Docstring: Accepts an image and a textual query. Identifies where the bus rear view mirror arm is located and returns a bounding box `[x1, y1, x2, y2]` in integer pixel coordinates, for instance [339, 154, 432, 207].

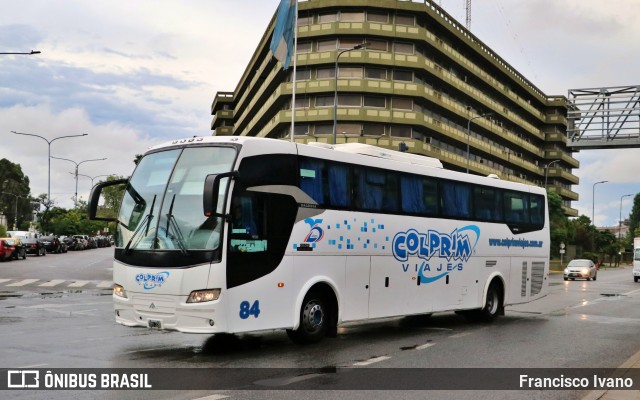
[203, 171, 239, 222]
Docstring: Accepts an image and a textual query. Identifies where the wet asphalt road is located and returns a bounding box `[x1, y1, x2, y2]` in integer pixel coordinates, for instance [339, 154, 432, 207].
[1, 248, 640, 400]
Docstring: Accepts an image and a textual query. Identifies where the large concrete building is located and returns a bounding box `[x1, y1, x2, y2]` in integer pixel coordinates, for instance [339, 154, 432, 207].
[211, 0, 579, 216]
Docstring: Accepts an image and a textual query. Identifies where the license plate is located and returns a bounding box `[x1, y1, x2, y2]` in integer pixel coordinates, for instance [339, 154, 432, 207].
[148, 320, 162, 329]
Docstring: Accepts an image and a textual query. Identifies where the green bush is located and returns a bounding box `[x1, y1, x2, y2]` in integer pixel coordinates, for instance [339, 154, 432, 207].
[0, 225, 6, 237]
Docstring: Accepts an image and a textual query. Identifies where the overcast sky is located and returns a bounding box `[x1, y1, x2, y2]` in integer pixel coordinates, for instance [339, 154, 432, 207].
[1, 0, 639, 227]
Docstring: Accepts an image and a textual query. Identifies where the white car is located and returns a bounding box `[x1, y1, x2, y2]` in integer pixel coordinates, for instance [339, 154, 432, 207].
[564, 259, 597, 281]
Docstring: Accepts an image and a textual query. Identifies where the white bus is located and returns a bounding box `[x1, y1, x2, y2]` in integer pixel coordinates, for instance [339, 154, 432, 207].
[89, 136, 549, 343]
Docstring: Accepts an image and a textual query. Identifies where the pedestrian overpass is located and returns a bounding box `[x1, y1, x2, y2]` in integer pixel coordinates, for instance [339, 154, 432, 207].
[567, 85, 640, 149]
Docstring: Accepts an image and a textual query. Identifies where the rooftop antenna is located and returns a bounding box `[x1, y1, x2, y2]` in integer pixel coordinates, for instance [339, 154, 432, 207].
[465, 0, 471, 30]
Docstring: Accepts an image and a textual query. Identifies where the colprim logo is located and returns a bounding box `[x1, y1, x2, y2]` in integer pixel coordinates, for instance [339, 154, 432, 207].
[135, 272, 170, 290]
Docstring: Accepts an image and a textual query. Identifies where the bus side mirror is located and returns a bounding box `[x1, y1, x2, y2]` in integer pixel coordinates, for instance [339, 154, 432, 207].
[203, 171, 238, 219]
[88, 179, 128, 221]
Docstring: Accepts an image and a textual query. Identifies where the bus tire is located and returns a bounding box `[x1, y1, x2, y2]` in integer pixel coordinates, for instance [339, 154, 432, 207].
[478, 281, 503, 322]
[287, 291, 329, 344]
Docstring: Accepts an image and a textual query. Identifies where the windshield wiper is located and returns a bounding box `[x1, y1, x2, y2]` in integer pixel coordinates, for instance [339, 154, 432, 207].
[123, 194, 156, 255]
[165, 194, 190, 256]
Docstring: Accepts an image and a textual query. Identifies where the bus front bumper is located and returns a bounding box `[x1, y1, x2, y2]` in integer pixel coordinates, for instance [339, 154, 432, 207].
[114, 292, 227, 334]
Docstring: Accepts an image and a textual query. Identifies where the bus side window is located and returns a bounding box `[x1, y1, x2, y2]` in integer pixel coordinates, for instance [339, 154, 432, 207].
[440, 181, 471, 218]
[529, 194, 544, 226]
[400, 175, 426, 214]
[504, 191, 529, 224]
[328, 162, 349, 208]
[474, 186, 502, 221]
[299, 158, 325, 205]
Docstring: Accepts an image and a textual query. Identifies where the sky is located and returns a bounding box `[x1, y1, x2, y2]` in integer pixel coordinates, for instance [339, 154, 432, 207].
[1, 0, 639, 227]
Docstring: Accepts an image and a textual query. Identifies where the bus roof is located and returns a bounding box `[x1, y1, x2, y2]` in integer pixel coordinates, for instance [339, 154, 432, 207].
[145, 136, 544, 196]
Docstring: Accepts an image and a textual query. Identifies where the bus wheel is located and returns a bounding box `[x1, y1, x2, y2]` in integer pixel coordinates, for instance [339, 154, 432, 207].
[479, 282, 502, 322]
[287, 291, 328, 344]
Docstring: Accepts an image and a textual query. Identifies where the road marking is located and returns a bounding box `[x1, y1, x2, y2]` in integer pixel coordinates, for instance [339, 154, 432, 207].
[39, 279, 66, 287]
[96, 281, 113, 288]
[192, 395, 229, 400]
[254, 373, 322, 387]
[6, 279, 39, 287]
[449, 332, 472, 338]
[68, 280, 90, 287]
[0, 279, 12, 285]
[353, 356, 390, 366]
[18, 363, 48, 369]
[416, 342, 436, 350]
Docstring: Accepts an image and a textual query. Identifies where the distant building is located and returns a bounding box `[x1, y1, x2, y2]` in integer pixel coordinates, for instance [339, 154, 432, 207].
[211, 0, 579, 215]
[598, 219, 630, 240]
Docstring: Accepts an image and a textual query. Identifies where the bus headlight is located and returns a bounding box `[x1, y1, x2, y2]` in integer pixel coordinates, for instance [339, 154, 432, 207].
[113, 284, 127, 299]
[187, 289, 221, 303]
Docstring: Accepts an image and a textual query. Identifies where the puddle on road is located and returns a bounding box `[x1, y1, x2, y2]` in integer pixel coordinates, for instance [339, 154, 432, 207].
[0, 292, 24, 301]
[0, 316, 23, 324]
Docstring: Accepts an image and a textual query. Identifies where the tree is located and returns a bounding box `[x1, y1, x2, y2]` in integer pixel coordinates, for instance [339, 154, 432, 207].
[0, 158, 33, 230]
[626, 193, 640, 246]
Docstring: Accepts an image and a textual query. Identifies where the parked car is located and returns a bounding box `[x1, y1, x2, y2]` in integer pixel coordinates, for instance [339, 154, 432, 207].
[60, 236, 80, 251]
[0, 238, 26, 260]
[72, 235, 90, 250]
[40, 235, 63, 253]
[0, 239, 15, 261]
[564, 259, 597, 281]
[22, 238, 46, 256]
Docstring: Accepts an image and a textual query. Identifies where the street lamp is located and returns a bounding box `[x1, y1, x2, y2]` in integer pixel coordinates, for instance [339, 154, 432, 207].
[466, 112, 493, 173]
[11, 131, 88, 205]
[543, 159, 561, 189]
[333, 43, 368, 145]
[619, 194, 633, 241]
[591, 180, 608, 226]
[51, 156, 107, 206]
[74, 173, 113, 187]
[0, 50, 41, 55]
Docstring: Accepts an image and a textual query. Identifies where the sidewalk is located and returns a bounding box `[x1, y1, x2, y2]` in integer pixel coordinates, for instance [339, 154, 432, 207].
[582, 348, 640, 400]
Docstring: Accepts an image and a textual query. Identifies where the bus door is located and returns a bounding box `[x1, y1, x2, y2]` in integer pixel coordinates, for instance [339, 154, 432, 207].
[342, 256, 370, 321]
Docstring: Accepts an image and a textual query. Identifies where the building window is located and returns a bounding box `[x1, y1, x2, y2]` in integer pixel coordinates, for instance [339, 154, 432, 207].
[336, 123, 361, 135]
[316, 67, 335, 79]
[289, 69, 310, 82]
[367, 40, 388, 52]
[315, 95, 334, 107]
[294, 97, 310, 109]
[314, 124, 333, 135]
[339, 38, 365, 50]
[362, 123, 385, 136]
[364, 96, 386, 108]
[392, 69, 413, 82]
[317, 39, 337, 52]
[297, 15, 313, 25]
[365, 67, 387, 80]
[392, 97, 413, 110]
[338, 95, 362, 107]
[318, 12, 337, 23]
[340, 11, 365, 22]
[393, 42, 414, 54]
[395, 14, 415, 26]
[367, 11, 389, 23]
[296, 41, 312, 53]
[338, 66, 363, 78]
[390, 125, 412, 138]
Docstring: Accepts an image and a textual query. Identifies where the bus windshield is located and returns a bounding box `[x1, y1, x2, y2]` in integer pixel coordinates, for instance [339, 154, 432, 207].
[117, 146, 236, 251]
